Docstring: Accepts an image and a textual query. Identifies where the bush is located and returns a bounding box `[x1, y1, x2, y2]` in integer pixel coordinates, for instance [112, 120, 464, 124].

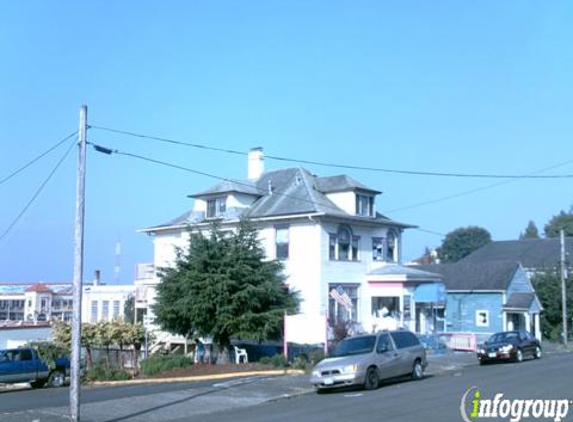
[269, 354, 287, 368]
[140, 353, 193, 377]
[292, 355, 307, 370]
[84, 361, 132, 382]
[259, 356, 271, 365]
[310, 349, 325, 365]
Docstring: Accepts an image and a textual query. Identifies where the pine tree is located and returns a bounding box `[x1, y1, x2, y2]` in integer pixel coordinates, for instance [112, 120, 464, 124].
[154, 220, 299, 362]
[520, 220, 540, 239]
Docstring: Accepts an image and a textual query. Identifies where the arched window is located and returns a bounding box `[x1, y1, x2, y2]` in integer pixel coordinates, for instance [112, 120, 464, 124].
[329, 225, 360, 261]
[386, 230, 397, 262]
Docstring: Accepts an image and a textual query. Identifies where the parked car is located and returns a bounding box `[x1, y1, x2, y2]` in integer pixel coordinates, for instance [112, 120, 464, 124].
[0, 347, 70, 388]
[310, 329, 427, 391]
[476, 330, 542, 365]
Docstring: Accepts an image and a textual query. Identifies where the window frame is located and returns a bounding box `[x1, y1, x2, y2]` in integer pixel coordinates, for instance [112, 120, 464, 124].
[476, 310, 489, 327]
[329, 225, 360, 262]
[275, 225, 290, 260]
[206, 197, 227, 219]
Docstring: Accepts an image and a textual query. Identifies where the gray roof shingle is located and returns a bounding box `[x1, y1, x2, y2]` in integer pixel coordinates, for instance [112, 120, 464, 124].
[314, 175, 381, 194]
[413, 261, 521, 291]
[503, 292, 535, 310]
[145, 167, 414, 230]
[461, 238, 573, 269]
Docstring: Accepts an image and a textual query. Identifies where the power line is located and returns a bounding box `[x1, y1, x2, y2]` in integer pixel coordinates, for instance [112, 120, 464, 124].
[0, 130, 78, 186]
[0, 138, 76, 243]
[89, 125, 247, 157]
[88, 142, 353, 216]
[383, 158, 573, 214]
[90, 124, 573, 179]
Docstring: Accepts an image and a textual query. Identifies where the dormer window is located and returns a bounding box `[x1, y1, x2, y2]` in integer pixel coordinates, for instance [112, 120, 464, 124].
[206, 197, 227, 219]
[356, 194, 374, 217]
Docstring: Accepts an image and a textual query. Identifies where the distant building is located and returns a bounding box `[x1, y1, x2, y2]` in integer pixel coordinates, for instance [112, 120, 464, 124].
[0, 272, 135, 324]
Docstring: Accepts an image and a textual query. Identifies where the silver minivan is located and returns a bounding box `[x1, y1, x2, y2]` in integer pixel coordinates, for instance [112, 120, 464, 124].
[310, 330, 427, 391]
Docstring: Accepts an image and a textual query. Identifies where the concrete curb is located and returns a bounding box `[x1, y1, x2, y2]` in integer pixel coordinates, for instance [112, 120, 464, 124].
[89, 369, 306, 387]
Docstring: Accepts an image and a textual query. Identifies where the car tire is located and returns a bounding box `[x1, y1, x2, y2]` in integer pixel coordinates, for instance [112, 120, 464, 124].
[364, 366, 379, 390]
[47, 370, 65, 388]
[534, 346, 542, 359]
[515, 348, 523, 363]
[411, 360, 424, 380]
[30, 380, 46, 389]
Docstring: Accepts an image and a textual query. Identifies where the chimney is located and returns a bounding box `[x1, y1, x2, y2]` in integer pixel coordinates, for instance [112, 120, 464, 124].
[248, 147, 264, 180]
[93, 270, 101, 286]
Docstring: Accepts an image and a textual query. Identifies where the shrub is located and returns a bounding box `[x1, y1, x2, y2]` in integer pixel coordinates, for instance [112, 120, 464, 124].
[269, 354, 287, 368]
[310, 349, 325, 365]
[84, 361, 132, 382]
[259, 356, 271, 365]
[140, 353, 193, 377]
[292, 355, 307, 370]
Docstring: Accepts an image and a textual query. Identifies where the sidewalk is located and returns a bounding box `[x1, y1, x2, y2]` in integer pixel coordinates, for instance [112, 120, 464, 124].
[1, 351, 479, 422]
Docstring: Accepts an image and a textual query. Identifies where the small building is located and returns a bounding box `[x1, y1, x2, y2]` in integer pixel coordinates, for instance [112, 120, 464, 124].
[415, 261, 543, 341]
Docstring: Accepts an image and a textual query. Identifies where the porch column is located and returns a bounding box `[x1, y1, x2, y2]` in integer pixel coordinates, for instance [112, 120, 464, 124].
[524, 312, 531, 334]
[534, 313, 541, 341]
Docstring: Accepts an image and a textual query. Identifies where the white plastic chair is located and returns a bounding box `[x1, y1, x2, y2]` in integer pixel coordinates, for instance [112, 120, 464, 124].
[234, 346, 248, 364]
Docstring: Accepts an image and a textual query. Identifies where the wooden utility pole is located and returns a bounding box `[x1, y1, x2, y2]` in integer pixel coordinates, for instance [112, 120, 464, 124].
[71, 105, 87, 422]
[561, 229, 568, 346]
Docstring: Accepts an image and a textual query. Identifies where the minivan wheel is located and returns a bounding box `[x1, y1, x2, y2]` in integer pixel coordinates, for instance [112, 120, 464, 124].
[515, 349, 523, 363]
[412, 360, 424, 380]
[364, 367, 379, 390]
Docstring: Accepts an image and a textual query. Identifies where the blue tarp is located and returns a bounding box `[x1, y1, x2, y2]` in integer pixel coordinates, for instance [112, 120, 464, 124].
[414, 283, 446, 303]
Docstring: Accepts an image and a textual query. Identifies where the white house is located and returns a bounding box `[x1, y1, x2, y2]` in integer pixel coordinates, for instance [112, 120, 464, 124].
[137, 148, 444, 345]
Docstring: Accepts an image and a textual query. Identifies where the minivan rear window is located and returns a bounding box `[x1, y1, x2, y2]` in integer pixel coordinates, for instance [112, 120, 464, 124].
[390, 331, 420, 349]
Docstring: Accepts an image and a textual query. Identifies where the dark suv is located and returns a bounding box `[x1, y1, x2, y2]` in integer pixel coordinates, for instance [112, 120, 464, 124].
[310, 329, 427, 391]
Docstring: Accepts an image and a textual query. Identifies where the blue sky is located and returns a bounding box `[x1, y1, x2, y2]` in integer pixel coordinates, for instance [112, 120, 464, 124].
[1, 1, 572, 284]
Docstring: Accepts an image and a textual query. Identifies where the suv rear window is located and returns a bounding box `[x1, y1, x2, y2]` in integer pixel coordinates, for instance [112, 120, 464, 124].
[390, 331, 420, 349]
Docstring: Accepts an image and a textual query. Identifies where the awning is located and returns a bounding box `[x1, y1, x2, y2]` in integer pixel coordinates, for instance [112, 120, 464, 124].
[414, 283, 446, 303]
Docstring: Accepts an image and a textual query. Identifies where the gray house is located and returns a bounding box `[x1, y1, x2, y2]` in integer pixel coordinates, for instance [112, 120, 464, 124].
[415, 261, 543, 341]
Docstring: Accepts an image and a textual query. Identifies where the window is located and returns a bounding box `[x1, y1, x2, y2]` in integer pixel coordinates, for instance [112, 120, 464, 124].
[356, 194, 374, 217]
[372, 237, 384, 261]
[102, 301, 110, 321]
[91, 300, 98, 323]
[275, 225, 289, 260]
[329, 225, 360, 261]
[206, 197, 227, 219]
[386, 231, 397, 262]
[376, 333, 394, 353]
[476, 310, 489, 327]
[328, 285, 359, 323]
[40, 298, 47, 310]
[391, 331, 420, 349]
[113, 301, 120, 319]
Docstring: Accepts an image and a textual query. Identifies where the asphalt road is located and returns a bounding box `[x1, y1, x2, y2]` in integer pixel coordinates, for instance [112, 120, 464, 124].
[1, 352, 571, 422]
[203, 353, 573, 422]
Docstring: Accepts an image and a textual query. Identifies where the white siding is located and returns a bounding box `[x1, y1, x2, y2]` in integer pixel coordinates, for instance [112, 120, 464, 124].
[325, 192, 356, 215]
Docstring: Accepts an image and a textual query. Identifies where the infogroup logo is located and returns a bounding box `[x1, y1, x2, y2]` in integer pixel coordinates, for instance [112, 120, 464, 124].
[460, 386, 571, 422]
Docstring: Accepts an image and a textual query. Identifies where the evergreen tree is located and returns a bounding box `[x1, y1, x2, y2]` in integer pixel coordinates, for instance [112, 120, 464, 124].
[437, 226, 492, 263]
[531, 269, 573, 341]
[544, 209, 573, 237]
[154, 220, 299, 362]
[520, 220, 540, 239]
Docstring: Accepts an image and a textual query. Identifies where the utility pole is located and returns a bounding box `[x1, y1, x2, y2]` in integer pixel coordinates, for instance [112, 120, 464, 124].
[561, 229, 568, 346]
[71, 105, 87, 422]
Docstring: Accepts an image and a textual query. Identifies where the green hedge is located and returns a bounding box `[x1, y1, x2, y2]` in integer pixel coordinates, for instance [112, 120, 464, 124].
[140, 354, 193, 376]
